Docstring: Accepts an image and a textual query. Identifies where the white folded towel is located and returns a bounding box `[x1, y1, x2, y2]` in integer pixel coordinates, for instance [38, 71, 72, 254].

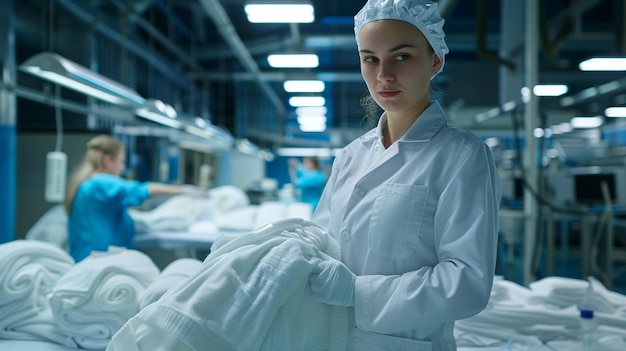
[49, 247, 159, 349]
[0, 240, 76, 347]
[140, 258, 203, 309]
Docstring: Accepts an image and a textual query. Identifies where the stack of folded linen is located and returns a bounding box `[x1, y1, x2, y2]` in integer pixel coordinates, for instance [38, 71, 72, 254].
[139, 258, 203, 309]
[0, 240, 76, 347]
[49, 247, 159, 349]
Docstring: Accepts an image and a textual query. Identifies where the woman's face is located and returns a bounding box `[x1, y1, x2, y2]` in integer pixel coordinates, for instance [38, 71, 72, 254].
[358, 19, 441, 116]
[106, 150, 126, 176]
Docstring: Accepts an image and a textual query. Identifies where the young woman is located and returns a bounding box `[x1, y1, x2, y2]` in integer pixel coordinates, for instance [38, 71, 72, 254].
[308, 1, 502, 350]
[65, 134, 205, 262]
[288, 156, 326, 210]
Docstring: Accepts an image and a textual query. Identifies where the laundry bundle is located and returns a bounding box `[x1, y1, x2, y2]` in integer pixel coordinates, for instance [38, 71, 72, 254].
[454, 276, 626, 348]
[130, 194, 213, 233]
[0, 240, 76, 347]
[107, 218, 348, 351]
[49, 247, 160, 349]
[139, 258, 203, 309]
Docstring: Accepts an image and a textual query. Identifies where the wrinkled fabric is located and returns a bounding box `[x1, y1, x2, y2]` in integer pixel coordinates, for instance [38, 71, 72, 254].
[107, 218, 348, 351]
[0, 240, 75, 347]
[49, 247, 159, 349]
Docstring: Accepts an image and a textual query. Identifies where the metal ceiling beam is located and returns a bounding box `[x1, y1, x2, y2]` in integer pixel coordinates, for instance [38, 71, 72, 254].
[197, 0, 285, 117]
[56, 0, 194, 92]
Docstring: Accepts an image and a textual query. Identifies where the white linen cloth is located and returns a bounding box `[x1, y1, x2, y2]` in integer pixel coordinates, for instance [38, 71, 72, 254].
[107, 218, 348, 351]
[0, 240, 76, 347]
[139, 258, 203, 309]
[129, 195, 213, 233]
[49, 247, 159, 349]
[25, 205, 69, 250]
[454, 276, 626, 348]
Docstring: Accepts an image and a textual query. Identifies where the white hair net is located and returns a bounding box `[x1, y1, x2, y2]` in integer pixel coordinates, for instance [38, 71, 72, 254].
[354, 0, 449, 77]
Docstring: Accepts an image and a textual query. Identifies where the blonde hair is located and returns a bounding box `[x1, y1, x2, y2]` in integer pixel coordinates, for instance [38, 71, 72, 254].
[64, 135, 124, 213]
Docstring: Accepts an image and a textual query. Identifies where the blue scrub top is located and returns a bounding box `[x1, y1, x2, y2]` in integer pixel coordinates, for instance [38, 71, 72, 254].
[295, 167, 326, 210]
[68, 173, 150, 262]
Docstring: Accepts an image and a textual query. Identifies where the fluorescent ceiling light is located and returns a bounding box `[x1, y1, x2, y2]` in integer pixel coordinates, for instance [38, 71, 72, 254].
[244, 2, 314, 23]
[297, 115, 326, 124]
[605, 107, 626, 117]
[533, 84, 568, 97]
[296, 106, 327, 115]
[284, 80, 325, 93]
[299, 122, 326, 132]
[289, 96, 325, 107]
[571, 116, 603, 128]
[135, 109, 182, 129]
[20, 52, 146, 106]
[579, 57, 626, 71]
[551, 122, 573, 134]
[135, 99, 181, 128]
[268, 54, 318, 68]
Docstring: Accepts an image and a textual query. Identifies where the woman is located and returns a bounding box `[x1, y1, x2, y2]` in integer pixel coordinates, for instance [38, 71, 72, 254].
[288, 156, 326, 210]
[308, 1, 502, 350]
[65, 134, 205, 262]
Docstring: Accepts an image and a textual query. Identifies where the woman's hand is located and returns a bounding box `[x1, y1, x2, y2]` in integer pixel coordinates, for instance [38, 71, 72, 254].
[309, 255, 356, 307]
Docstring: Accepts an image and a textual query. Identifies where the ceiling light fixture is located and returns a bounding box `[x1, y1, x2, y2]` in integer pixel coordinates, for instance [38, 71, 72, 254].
[605, 106, 626, 117]
[135, 99, 181, 129]
[284, 80, 325, 93]
[297, 115, 326, 125]
[20, 52, 146, 106]
[533, 84, 568, 97]
[299, 122, 326, 132]
[571, 116, 603, 128]
[579, 57, 626, 71]
[244, 1, 314, 23]
[289, 96, 325, 107]
[296, 106, 327, 115]
[268, 54, 319, 68]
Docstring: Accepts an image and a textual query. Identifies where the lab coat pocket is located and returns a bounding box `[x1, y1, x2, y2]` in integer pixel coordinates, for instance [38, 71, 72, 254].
[368, 182, 428, 258]
[350, 328, 432, 351]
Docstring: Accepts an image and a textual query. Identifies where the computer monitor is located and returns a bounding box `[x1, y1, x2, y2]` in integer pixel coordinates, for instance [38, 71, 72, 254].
[574, 173, 617, 205]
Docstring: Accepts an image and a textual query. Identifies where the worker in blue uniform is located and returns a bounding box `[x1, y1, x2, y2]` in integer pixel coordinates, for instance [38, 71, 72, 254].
[65, 134, 205, 262]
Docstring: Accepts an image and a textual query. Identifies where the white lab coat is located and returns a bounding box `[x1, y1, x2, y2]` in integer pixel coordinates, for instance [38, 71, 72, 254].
[312, 101, 502, 351]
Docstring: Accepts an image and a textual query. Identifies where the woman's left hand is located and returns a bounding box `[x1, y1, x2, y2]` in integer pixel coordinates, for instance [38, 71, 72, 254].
[309, 255, 356, 307]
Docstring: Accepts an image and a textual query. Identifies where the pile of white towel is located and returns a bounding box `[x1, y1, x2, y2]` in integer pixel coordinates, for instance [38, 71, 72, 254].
[0, 240, 75, 347]
[0, 241, 203, 350]
[454, 276, 626, 349]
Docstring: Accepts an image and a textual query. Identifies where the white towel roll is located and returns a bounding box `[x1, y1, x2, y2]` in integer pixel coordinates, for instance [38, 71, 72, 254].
[49, 247, 159, 349]
[0, 240, 76, 347]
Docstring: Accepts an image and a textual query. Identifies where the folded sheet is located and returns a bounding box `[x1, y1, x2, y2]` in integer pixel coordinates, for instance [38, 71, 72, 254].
[49, 247, 159, 349]
[0, 240, 76, 347]
[139, 258, 203, 309]
[108, 218, 348, 351]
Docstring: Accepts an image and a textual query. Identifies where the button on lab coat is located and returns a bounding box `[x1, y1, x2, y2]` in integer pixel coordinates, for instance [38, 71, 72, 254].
[312, 102, 502, 351]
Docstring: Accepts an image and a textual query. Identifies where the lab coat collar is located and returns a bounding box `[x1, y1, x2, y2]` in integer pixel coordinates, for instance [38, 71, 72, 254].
[374, 101, 448, 143]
